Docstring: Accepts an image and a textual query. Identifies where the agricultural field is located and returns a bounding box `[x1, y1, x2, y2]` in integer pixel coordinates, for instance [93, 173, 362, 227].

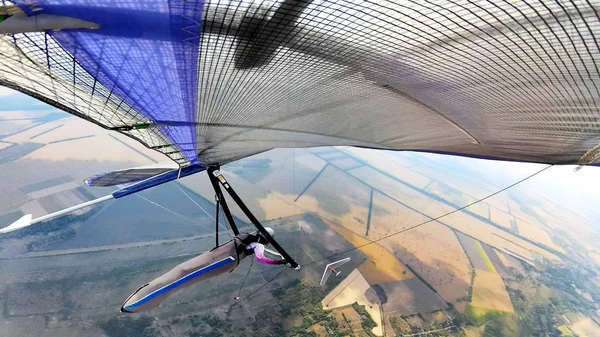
[385, 222, 472, 311]
[425, 181, 489, 218]
[179, 167, 299, 222]
[506, 199, 547, 230]
[297, 165, 372, 235]
[326, 221, 414, 284]
[0, 142, 45, 165]
[456, 232, 495, 272]
[2, 121, 62, 143]
[467, 270, 514, 325]
[403, 158, 499, 195]
[321, 268, 383, 336]
[481, 244, 509, 276]
[346, 163, 561, 266]
[443, 210, 561, 263]
[365, 190, 430, 239]
[0, 119, 38, 137]
[237, 148, 322, 203]
[484, 194, 511, 214]
[489, 207, 515, 230]
[329, 157, 362, 171]
[568, 315, 600, 337]
[333, 307, 361, 332]
[347, 166, 440, 214]
[558, 325, 574, 336]
[516, 218, 564, 253]
[0, 141, 12, 150]
[0, 116, 170, 232]
[316, 151, 347, 160]
[341, 147, 432, 189]
[378, 279, 448, 316]
[473, 242, 495, 273]
[497, 251, 524, 274]
[20, 118, 165, 164]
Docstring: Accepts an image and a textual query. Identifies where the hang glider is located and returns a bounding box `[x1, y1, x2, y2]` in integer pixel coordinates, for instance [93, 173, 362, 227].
[1, 164, 301, 269]
[320, 258, 351, 286]
[0, 0, 598, 169]
[1, 1, 600, 247]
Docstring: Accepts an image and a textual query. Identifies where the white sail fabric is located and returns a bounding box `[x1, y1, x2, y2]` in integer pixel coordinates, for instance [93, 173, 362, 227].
[0, 0, 598, 166]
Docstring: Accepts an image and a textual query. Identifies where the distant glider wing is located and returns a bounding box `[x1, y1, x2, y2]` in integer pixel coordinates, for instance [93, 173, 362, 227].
[320, 258, 351, 286]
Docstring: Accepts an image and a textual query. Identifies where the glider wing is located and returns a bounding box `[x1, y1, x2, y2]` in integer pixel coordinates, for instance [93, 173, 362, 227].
[0, 0, 598, 168]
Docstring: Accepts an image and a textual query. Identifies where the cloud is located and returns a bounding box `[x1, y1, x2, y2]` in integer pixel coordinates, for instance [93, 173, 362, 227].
[0, 86, 17, 97]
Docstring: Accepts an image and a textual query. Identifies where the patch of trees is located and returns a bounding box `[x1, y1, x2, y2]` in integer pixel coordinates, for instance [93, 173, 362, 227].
[352, 302, 377, 337]
[99, 316, 156, 337]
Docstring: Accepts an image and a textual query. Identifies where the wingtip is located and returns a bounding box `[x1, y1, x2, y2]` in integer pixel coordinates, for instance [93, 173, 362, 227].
[0, 214, 33, 234]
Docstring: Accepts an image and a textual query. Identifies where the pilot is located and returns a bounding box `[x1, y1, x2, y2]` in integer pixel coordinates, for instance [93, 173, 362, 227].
[121, 227, 288, 313]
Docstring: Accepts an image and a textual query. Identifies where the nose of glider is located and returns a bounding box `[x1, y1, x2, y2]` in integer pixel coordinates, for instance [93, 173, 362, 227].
[265, 227, 275, 238]
[121, 284, 151, 313]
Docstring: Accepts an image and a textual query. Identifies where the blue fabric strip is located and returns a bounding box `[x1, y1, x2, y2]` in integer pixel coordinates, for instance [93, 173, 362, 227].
[124, 256, 235, 311]
[111, 164, 205, 199]
[17, 1, 203, 163]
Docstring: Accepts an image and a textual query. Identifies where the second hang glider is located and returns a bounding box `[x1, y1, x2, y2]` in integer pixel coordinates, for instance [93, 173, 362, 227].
[0, 1, 599, 233]
[320, 258, 351, 286]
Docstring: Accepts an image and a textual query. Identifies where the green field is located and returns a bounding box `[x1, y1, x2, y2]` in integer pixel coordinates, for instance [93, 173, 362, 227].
[558, 325, 574, 336]
[473, 239, 497, 273]
[465, 304, 510, 326]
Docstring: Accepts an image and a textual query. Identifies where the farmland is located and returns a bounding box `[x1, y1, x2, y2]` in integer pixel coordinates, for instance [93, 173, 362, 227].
[321, 268, 383, 336]
[470, 270, 513, 313]
[425, 181, 489, 219]
[489, 207, 515, 230]
[456, 232, 495, 272]
[386, 222, 472, 311]
[569, 315, 600, 337]
[516, 218, 565, 253]
[297, 164, 372, 235]
[2, 109, 600, 337]
[326, 221, 414, 284]
[466, 270, 514, 326]
[379, 279, 448, 316]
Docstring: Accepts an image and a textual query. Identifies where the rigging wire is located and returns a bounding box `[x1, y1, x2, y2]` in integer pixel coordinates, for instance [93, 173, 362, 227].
[135, 194, 195, 222]
[136, 187, 233, 241]
[175, 183, 233, 238]
[228, 268, 288, 311]
[235, 255, 255, 300]
[229, 164, 553, 307]
[135, 194, 226, 235]
[306, 164, 553, 266]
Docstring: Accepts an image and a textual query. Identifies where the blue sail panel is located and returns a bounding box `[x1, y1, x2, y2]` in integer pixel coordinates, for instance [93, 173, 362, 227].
[17, 0, 203, 163]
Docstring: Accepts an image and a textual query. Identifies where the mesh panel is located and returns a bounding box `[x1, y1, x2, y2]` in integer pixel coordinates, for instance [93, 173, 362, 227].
[85, 167, 176, 187]
[1, 0, 599, 166]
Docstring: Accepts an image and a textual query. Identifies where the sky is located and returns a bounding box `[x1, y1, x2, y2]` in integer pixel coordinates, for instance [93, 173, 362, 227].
[0, 86, 16, 97]
[387, 149, 600, 227]
[469, 156, 600, 221]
